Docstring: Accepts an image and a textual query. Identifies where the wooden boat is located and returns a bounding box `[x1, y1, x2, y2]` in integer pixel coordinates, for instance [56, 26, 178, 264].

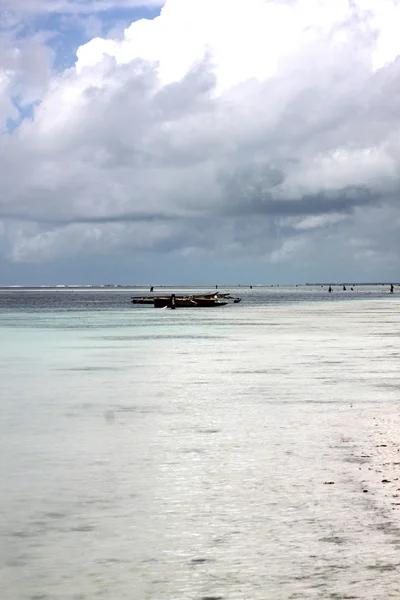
[153, 296, 227, 308]
[131, 292, 240, 308]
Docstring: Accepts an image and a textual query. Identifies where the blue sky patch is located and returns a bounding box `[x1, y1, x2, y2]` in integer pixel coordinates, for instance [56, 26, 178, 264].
[19, 5, 162, 72]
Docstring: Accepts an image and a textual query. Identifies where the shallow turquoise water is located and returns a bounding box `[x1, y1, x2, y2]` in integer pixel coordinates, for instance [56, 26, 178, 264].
[1, 289, 400, 599]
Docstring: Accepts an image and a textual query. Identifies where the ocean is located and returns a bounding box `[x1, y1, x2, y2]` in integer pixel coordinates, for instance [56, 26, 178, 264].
[1, 286, 400, 600]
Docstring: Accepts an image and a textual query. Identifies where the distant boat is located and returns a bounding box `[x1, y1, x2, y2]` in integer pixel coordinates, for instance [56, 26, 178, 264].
[131, 292, 241, 308]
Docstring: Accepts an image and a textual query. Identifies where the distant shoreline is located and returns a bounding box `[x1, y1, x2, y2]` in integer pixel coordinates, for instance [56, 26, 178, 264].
[0, 283, 399, 290]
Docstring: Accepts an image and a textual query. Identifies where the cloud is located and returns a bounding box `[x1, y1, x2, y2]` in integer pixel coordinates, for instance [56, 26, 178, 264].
[0, 32, 54, 127]
[1, 0, 400, 281]
[293, 213, 348, 231]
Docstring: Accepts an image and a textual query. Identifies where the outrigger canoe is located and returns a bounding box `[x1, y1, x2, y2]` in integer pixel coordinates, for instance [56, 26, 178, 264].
[131, 292, 241, 308]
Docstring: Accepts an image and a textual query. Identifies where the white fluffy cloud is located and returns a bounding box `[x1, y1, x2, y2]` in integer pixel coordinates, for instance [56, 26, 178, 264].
[1, 0, 400, 281]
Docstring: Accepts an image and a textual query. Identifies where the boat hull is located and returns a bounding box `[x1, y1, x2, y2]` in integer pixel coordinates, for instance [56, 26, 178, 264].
[153, 297, 227, 308]
[131, 292, 239, 308]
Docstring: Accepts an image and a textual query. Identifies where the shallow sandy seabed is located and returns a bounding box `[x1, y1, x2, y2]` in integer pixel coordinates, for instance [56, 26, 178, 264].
[1, 295, 400, 600]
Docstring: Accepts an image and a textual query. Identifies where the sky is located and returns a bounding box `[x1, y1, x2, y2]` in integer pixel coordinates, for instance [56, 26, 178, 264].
[1, 0, 400, 285]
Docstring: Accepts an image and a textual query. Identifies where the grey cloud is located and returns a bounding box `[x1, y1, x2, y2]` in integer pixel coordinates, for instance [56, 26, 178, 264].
[222, 185, 377, 219]
[0, 33, 54, 126]
[1, 1, 400, 279]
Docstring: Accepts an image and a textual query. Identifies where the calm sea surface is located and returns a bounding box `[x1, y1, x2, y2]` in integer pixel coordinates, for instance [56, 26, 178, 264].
[1, 286, 400, 600]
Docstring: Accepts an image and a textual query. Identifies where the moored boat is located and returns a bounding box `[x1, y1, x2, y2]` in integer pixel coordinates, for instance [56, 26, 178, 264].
[131, 292, 240, 308]
[153, 296, 227, 308]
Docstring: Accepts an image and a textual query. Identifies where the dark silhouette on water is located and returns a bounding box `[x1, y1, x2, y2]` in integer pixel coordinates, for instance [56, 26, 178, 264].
[328, 286, 332, 293]
[390, 284, 394, 294]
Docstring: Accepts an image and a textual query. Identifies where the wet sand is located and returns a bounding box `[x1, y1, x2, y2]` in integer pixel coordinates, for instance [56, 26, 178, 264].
[339, 405, 400, 523]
